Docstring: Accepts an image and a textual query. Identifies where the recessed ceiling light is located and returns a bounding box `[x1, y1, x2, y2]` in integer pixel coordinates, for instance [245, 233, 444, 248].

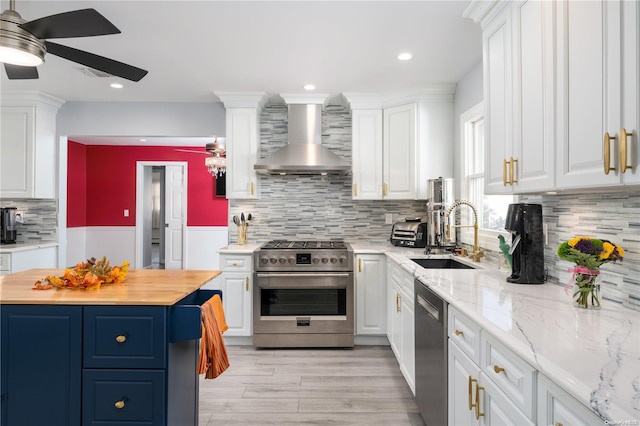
[139, 138, 147, 142]
[110, 82, 123, 89]
[304, 84, 316, 91]
[397, 52, 412, 61]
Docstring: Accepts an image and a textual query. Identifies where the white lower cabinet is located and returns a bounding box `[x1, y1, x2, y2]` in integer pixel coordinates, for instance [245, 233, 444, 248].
[537, 374, 602, 426]
[448, 306, 534, 426]
[355, 254, 386, 335]
[386, 257, 415, 394]
[213, 253, 253, 336]
[0, 246, 58, 275]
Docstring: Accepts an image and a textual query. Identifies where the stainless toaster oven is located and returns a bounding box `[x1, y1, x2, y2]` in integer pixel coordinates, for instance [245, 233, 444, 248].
[390, 220, 427, 248]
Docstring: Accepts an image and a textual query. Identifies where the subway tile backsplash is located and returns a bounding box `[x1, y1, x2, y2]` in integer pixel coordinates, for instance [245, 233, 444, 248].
[0, 199, 58, 244]
[231, 103, 640, 311]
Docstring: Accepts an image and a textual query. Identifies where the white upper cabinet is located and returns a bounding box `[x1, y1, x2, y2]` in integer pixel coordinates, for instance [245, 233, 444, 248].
[475, 1, 555, 195]
[482, 5, 513, 195]
[215, 92, 266, 199]
[384, 103, 417, 199]
[511, 0, 556, 192]
[556, 0, 639, 188]
[345, 88, 454, 200]
[0, 92, 64, 199]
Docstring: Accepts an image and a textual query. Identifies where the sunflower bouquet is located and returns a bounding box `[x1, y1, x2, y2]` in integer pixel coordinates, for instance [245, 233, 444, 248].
[34, 256, 130, 291]
[557, 236, 624, 308]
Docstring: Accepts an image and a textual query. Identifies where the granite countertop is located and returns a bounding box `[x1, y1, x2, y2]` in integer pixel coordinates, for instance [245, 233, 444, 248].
[376, 246, 639, 423]
[0, 242, 58, 253]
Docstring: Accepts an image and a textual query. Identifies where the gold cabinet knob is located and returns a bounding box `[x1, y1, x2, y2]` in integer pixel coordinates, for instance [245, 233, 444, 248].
[454, 329, 464, 336]
[493, 365, 505, 374]
[114, 400, 125, 409]
[115, 335, 126, 343]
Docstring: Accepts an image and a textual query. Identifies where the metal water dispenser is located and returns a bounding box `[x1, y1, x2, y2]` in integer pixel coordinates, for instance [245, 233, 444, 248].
[425, 178, 455, 253]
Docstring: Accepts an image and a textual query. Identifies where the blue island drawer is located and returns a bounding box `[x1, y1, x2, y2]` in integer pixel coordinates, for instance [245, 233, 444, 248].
[83, 306, 166, 369]
[82, 369, 165, 425]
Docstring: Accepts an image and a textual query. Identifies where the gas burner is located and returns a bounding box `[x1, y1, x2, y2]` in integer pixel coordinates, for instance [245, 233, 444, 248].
[261, 240, 347, 250]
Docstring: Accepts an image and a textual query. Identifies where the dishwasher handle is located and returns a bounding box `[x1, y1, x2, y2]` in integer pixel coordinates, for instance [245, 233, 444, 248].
[417, 294, 441, 323]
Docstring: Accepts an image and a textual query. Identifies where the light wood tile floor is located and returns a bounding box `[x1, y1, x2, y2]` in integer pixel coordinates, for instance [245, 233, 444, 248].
[198, 345, 426, 426]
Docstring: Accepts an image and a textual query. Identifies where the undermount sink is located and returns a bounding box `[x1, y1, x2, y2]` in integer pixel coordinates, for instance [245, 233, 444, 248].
[410, 258, 476, 270]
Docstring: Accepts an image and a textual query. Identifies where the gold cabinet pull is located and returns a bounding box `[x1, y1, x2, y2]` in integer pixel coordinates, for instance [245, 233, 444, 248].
[604, 132, 616, 174]
[115, 335, 126, 343]
[493, 365, 505, 374]
[353, 183, 358, 196]
[114, 398, 127, 409]
[396, 293, 401, 312]
[245, 277, 249, 291]
[503, 158, 509, 186]
[250, 181, 255, 195]
[510, 157, 518, 184]
[383, 182, 388, 196]
[555, 423, 564, 426]
[454, 329, 464, 336]
[475, 385, 485, 419]
[620, 128, 633, 173]
[468, 376, 477, 410]
[358, 258, 362, 272]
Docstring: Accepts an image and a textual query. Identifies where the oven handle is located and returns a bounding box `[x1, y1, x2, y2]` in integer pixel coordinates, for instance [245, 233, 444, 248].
[256, 273, 351, 278]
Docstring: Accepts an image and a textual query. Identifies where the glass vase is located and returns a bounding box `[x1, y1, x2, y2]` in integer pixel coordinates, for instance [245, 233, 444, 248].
[572, 272, 601, 309]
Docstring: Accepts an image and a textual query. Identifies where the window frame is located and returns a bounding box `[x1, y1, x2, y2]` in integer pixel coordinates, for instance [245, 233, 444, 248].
[458, 102, 513, 251]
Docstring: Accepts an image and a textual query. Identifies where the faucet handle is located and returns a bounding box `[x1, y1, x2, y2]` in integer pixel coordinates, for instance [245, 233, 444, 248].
[470, 251, 484, 262]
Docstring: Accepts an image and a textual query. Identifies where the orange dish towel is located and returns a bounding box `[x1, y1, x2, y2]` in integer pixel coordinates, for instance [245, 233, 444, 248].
[197, 294, 230, 379]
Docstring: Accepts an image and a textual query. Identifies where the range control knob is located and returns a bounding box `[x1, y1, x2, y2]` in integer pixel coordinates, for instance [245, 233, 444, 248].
[312, 257, 320, 264]
[269, 257, 278, 264]
[330, 257, 337, 264]
[321, 257, 329, 264]
[260, 256, 269, 265]
[279, 257, 287, 264]
[288, 257, 295, 264]
[339, 256, 347, 264]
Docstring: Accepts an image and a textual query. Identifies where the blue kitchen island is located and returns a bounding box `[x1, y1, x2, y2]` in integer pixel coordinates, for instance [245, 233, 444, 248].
[0, 268, 221, 426]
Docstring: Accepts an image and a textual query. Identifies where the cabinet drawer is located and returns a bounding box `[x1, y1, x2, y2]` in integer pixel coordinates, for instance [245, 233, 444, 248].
[448, 306, 481, 364]
[481, 333, 536, 420]
[220, 254, 252, 271]
[83, 306, 166, 369]
[82, 369, 166, 425]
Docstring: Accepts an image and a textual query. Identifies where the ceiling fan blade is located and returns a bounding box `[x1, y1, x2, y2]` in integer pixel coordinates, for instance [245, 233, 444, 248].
[20, 9, 120, 39]
[45, 41, 148, 82]
[4, 63, 39, 79]
[175, 149, 210, 155]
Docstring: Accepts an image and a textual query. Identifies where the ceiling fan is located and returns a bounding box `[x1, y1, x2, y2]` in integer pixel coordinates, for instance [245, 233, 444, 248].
[0, 0, 147, 81]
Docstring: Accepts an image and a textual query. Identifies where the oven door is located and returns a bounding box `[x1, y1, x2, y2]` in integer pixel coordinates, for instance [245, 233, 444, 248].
[253, 272, 354, 335]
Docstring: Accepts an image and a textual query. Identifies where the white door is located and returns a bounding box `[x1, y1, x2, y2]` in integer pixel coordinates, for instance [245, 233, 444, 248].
[163, 165, 185, 270]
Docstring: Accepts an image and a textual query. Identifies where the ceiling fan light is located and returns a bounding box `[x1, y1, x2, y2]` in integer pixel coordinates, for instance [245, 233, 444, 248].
[0, 44, 43, 66]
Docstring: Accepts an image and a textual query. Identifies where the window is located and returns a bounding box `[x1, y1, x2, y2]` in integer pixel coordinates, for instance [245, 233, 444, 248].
[459, 103, 514, 249]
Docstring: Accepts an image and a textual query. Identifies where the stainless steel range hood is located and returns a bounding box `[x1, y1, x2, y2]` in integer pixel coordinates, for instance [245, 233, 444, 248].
[254, 103, 350, 175]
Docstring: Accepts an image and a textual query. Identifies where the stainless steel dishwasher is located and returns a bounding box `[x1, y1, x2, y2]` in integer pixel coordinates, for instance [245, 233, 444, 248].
[414, 278, 447, 426]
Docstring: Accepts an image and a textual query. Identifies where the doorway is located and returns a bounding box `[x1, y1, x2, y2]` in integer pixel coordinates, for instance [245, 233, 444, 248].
[135, 162, 187, 269]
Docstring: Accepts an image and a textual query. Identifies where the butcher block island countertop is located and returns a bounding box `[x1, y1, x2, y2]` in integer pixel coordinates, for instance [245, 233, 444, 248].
[0, 269, 221, 305]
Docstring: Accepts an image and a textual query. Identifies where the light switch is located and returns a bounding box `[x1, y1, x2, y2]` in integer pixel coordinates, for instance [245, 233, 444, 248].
[124, 209, 129, 217]
[385, 213, 394, 224]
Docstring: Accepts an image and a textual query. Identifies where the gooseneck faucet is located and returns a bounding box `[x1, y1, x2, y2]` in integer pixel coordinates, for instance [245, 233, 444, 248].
[445, 200, 484, 262]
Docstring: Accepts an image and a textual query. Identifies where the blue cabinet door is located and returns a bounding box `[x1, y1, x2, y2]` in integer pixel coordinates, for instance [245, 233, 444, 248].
[1, 305, 82, 426]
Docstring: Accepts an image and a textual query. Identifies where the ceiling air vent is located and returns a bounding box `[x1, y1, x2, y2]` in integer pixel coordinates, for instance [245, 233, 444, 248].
[79, 67, 112, 78]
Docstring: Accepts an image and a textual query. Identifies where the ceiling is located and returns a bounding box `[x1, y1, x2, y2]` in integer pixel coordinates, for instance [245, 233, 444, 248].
[0, 0, 482, 104]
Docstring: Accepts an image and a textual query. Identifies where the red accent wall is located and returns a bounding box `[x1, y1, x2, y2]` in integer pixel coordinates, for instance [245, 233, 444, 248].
[67, 141, 87, 227]
[67, 141, 228, 227]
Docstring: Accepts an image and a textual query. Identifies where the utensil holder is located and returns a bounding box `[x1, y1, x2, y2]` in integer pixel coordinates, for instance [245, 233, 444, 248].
[237, 224, 247, 245]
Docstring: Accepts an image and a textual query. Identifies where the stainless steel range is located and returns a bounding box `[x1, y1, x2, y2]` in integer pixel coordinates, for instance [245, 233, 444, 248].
[253, 240, 354, 348]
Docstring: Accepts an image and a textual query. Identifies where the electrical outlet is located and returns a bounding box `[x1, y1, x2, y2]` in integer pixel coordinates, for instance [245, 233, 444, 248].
[15, 211, 24, 223]
[385, 213, 394, 224]
[124, 209, 129, 217]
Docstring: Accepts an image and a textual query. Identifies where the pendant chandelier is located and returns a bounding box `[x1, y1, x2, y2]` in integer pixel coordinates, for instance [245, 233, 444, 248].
[205, 139, 226, 176]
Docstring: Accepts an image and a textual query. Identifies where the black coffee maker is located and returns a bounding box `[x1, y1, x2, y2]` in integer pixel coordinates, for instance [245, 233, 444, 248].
[504, 203, 544, 284]
[1, 207, 17, 244]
